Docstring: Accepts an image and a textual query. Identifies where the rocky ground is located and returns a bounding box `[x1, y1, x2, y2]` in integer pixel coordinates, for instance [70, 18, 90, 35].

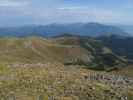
[0, 63, 132, 100]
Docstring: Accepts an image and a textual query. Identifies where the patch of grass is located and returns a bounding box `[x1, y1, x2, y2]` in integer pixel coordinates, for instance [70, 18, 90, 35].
[127, 90, 133, 100]
[0, 63, 10, 75]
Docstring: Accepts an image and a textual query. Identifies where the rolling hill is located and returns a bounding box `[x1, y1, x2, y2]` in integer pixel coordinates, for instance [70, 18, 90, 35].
[97, 35, 133, 63]
[0, 36, 126, 71]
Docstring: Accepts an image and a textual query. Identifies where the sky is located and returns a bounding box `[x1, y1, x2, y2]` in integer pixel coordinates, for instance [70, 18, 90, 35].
[0, 0, 133, 27]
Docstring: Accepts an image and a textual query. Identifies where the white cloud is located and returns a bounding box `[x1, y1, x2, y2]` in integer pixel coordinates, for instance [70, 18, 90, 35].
[56, 6, 116, 22]
[0, 1, 133, 26]
[57, 6, 89, 10]
[0, 0, 29, 7]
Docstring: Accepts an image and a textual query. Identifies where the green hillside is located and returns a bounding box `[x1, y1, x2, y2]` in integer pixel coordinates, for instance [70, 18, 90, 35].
[0, 36, 127, 71]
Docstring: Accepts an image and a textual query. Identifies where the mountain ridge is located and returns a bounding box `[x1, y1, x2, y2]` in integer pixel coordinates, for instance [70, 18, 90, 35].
[0, 36, 126, 71]
[0, 22, 128, 37]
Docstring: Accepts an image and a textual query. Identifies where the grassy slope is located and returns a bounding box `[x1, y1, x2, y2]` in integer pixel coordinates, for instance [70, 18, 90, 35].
[0, 37, 89, 64]
[0, 36, 127, 71]
[0, 37, 132, 99]
[0, 63, 132, 100]
[112, 65, 133, 77]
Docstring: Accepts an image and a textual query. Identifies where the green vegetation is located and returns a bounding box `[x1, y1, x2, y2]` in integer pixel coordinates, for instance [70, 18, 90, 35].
[0, 36, 126, 71]
[79, 38, 127, 71]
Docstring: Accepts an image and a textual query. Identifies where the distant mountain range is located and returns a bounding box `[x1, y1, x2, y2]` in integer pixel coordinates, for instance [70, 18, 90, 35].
[0, 23, 129, 37]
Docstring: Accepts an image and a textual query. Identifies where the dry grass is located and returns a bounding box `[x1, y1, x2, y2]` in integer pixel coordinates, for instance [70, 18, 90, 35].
[0, 63, 131, 100]
[112, 65, 133, 77]
[0, 37, 130, 99]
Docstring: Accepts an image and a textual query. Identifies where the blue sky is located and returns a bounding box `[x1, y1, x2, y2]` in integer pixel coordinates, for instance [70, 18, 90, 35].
[0, 0, 133, 26]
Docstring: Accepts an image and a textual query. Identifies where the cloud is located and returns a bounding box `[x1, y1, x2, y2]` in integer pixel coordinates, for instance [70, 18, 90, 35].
[57, 6, 89, 10]
[55, 6, 116, 22]
[0, 0, 29, 7]
[0, 1, 133, 26]
[56, 6, 133, 24]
